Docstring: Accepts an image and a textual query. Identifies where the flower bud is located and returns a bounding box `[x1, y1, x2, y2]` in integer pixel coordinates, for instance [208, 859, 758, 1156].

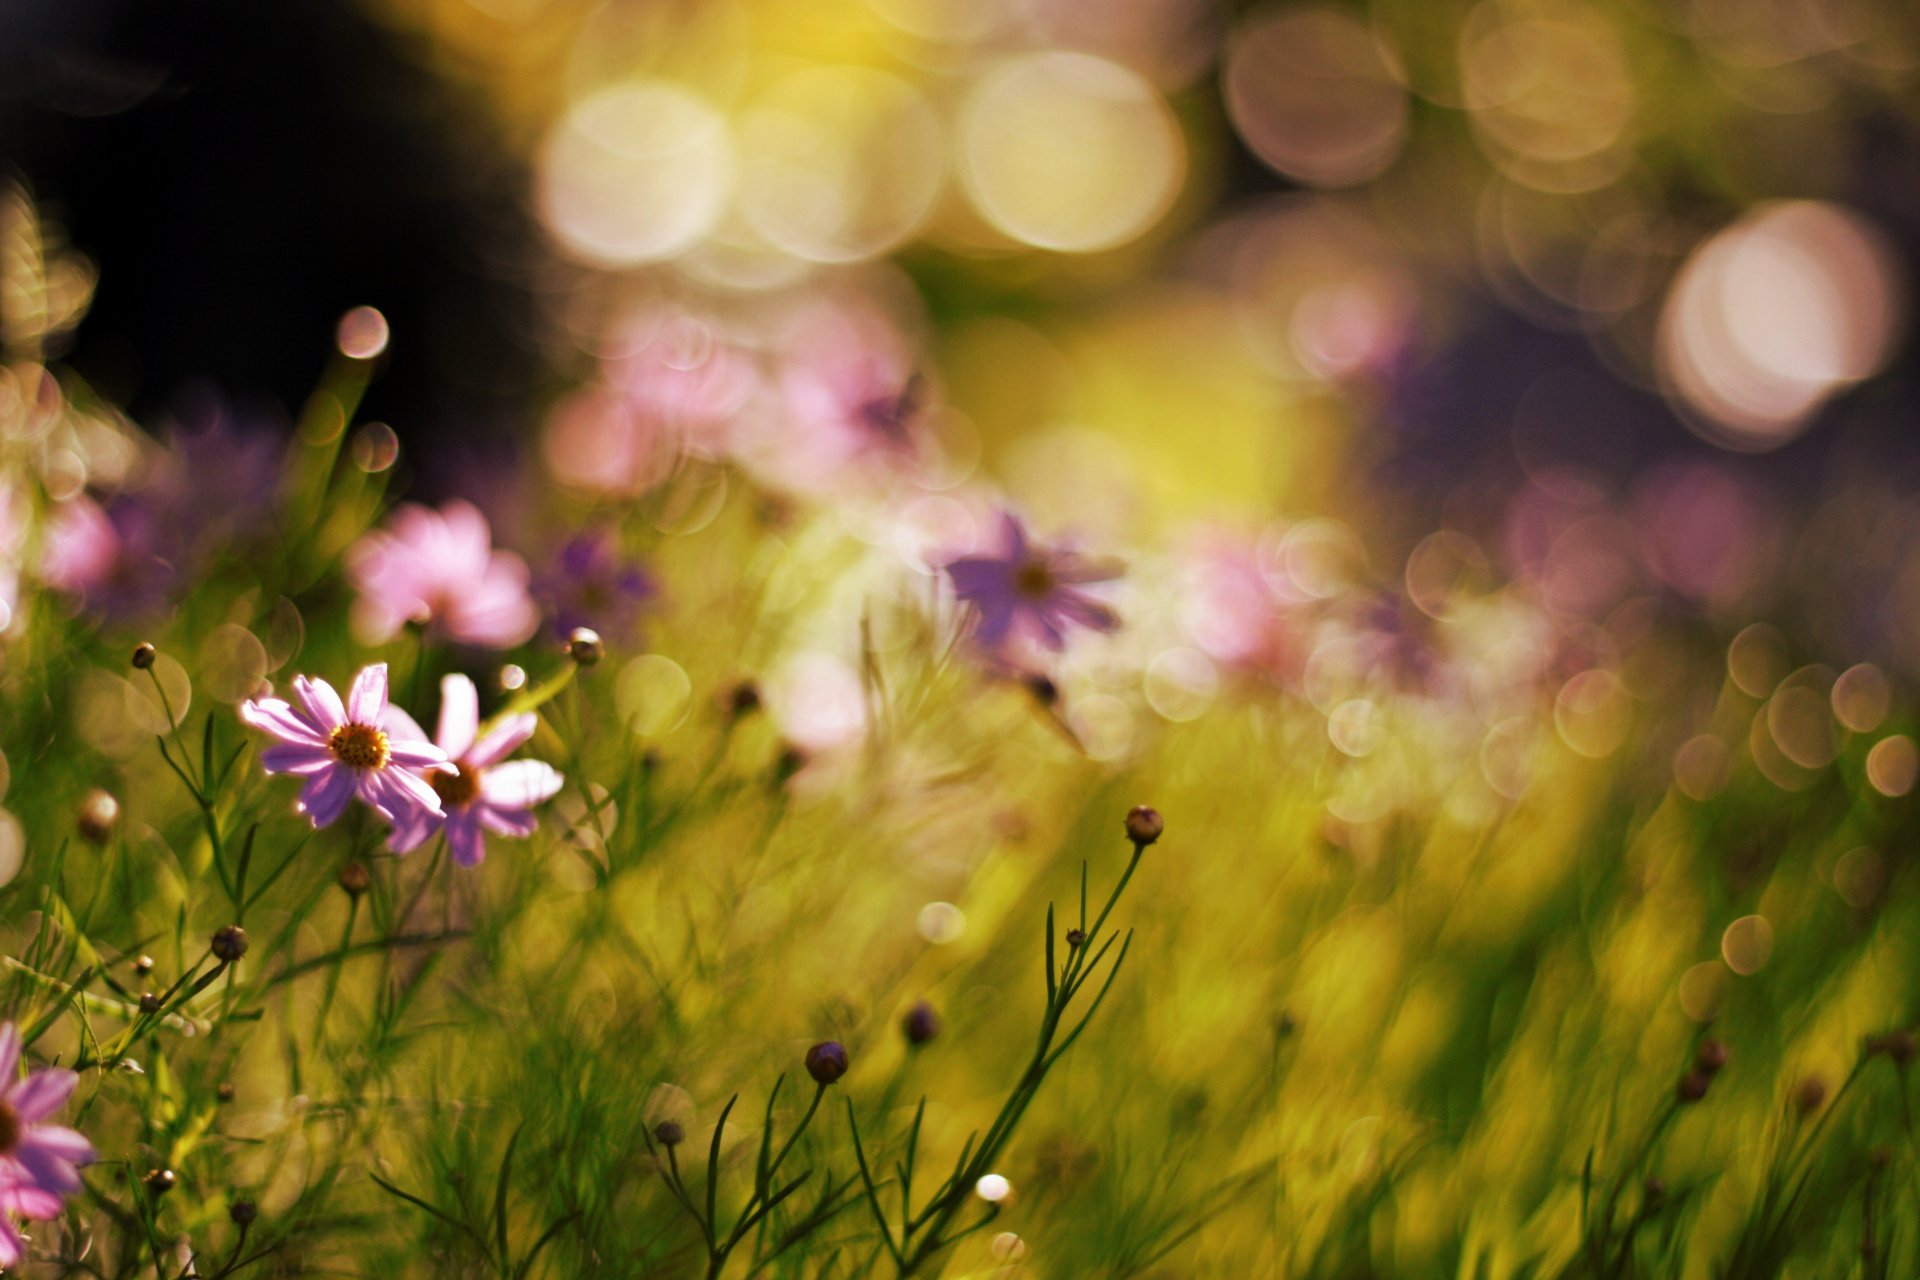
[138, 992, 161, 1015]
[1064, 928, 1085, 949]
[805, 1041, 849, 1085]
[1694, 1037, 1729, 1076]
[903, 1001, 941, 1046]
[1678, 1069, 1712, 1102]
[1868, 1028, 1916, 1065]
[76, 789, 120, 845]
[217, 1081, 236, 1103]
[144, 1168, 177, 1195]
[1124, 805, 1163, 847]
[337, 861, 371, 898]
[229, 1198, 258, 1226]
[653, 1120, 685, 1147]
[131, 642, 157, 670]
[1793, 1075, 1828, 1115]
[727, 681, 762, 718]
[133, 954, 154, 977]
[1022, 673, 1058, 707]
[566, 627, 604, 666]
[211, 924, 249, 963]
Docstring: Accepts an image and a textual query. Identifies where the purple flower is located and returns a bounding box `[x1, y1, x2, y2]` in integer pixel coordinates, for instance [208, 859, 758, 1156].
[0, 1022, 95, 1268]
[39, 494, 183, 622]
[943, 512, 1121, 654]
[239, 664, 450, 828]
[346, 501, 539, 649]
[539, 529, 659, 641]
[387, 674, 564, 866]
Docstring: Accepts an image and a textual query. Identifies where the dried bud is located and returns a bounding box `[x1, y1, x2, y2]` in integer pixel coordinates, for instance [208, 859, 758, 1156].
[903, 1001, 941, 1046]
[132, 955, 154, 977]
[1694, 1038, 1729, 1076]
[138, 992, 161, 1015]
[337, 861, 372, 898]
[76, 789, 120, 844]
[1065, 928, 1086, 949]
[1678, 1069, 1712, 1102]
[566, 627, 604, 666]
[1793, 1075, 1828, 1115]
[211, 924, 249, 963]
[131, 642, 157, 670]
[727, 681, 762, 718]
[143, 1168, 177, 1195]
[1869, 1029, 1916, 1065]
[805, 1041, 849, 1086]
[653, 1120, 685, 1148]
[229, 1198, 258, 1225]
[217, 1081, 236, 1103]
[1124, 805, 1164, 847]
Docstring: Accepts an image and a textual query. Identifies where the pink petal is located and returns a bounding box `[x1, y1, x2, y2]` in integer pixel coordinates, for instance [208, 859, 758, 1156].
[0, 1210, 23, 1263]
[0, 1022, 19, 1082]
[239, 698, 326, 745]
[292, 675, 347, 732]
[475, 805, 537, 839]
[13, 1142, 80, 1194]
[259, 743, 335, 776]
[296, 767, 356, 828]
[387, 810, 442, 855]
[479, 760, 564, 809]
[386, 739, 451, 769]
[382, 704, 430, 745]
[436, 674, 480, 759]
[347, 663, 389, 725]
[18, 1125, 92, 1165]
[466, 713, 536, 769]
[363, 766, 444, 824]
[446, 813, 487, 867]
[5, 1181, 66, 1220]
[5, 1068, 76, 1123]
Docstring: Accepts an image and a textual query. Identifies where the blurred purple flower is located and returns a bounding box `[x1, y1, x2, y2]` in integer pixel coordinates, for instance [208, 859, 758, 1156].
[346, 500, 539, 649]
[239, 663, 450, 828]
[539, 528, 658, 641]
[38, 494, 182, 622]
[0, 1022, 95, 1267]
[944, 512, 1120, 653]
[155, 401, 285, 548]
[387, 674, 564, 866]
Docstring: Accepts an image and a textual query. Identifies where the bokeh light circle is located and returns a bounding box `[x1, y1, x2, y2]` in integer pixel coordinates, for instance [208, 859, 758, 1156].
[1224, 6, 1409, 188]
[958, 52, 1184, 254]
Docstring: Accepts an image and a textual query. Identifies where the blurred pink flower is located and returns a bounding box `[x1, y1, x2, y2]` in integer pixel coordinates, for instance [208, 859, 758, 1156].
[0, 1022, 95, 1267]
[1183, 531, 1305, 684]
[944, 511, 1120, 654]
[388, 674, 564, 866]
[347, 500, 538, 648]
[239, 663, 450, 829]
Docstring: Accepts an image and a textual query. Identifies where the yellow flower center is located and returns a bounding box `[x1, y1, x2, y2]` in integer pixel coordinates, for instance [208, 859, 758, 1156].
[0, 1100, 20, 1154]
[1014, 559, 1056, 600]
[432, 763, 480, 809]
[328, 722, 391, 770]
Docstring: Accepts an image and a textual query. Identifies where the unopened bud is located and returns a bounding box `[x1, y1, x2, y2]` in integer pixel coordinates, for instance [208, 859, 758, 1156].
[1793, 1075, 1828, 1115]
[77, 789, 120, 844]
[1678, 1069, 1712, 1102]
[143, 1168, 177, 1195]
[566, 627, 604, 666]
[229, 1198, 258, 1225]
[1694, 1038, 1729, 1076]
[211, 924, 249, 963]
[138, 992, 161, 1015]
[337, 861, 371, 898]
[653, 1120, 685, 1148]
[1124, 805, 1163, 847]
[903, 1001, 941, 1046]
[131, 642, 157, 670]
[805, 1041, 849, 1085]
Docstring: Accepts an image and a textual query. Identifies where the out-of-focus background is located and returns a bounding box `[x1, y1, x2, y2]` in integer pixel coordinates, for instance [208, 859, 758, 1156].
[9, 0, 1920, 675]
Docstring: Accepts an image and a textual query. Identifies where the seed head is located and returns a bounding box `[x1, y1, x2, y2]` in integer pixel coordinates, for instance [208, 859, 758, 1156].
[77, 789, 120, 844]
[229, 1198, 258, 1226]
[144, 1168, 177, 1195]
[653, 1120, 685, 1148]
[805, 1041, 849, 1086]
[1124, 805, 1164, 847]
[903, 1001, 941, 1046]
[131, 642, 157, 670]
[337, 861, 372, 898]
[566, 627, 604, 666]
[211, 924, 249, 963]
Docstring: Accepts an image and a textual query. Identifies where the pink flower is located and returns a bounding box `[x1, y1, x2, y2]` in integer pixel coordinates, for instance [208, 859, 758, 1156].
[239, 664, 451, 828]
[0, 1022, 95, 1268]
[943, 512, 1120, 654]
[346, 501, 539, 648]
[387, 675, 564, 866]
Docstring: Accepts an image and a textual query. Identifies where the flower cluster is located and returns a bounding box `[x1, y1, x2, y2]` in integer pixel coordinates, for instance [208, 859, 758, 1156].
[240, 663, 563, 863]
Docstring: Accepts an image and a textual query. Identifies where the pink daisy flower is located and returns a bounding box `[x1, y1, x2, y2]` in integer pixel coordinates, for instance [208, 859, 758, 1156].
[346, 500, 539, 649]
[943, 512, 1121, 654]
[387, 674, 564, 866]
[239, 664, 450, 828]
[0, 1022, 95, 1268]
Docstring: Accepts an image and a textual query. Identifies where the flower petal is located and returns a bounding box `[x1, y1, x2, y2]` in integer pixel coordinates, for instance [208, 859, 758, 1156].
[446, 813, 487, 867]
[387, 810, 442, 855]
[0, 1021, 19, 1082]
[466, 713, 536, 769]
[0, 1209, 24, 1262]
[239, 697, 326, 745]
[436, 674, 480, 759]
[18, 1125, 92, 1166]
[5, 1068, 77, 1124]
[382, 704, 430, 745]
[387, 739, 451, 769]
[479, 760, 565, 809]
[347, 663, 389, 725]
[259, 743, 335, 776]
[13, 1142, 80, 1194]
[475, 804, 537, 839]
[296, 767, 356, 828]
[292, 675, 347, 732]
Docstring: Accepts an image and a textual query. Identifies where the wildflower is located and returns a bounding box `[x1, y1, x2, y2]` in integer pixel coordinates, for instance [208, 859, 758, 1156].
[1125, 805, 1164, 847]
[804, 1042, 849, 1086]
[538, 528, 658, 642]
[943, 512, 1120, 655]
[346, 500, 539, 648]
[386, 675, 564, 867]
[0, 1022, 96, 1268]
[239, 663, 450, 829]
[211, 925, 248, 963]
